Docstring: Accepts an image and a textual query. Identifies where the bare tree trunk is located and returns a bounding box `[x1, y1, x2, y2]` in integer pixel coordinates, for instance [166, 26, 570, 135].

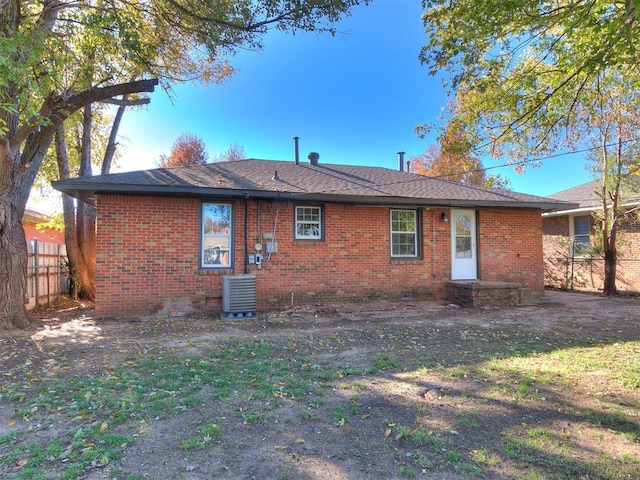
[75, 106, 97, 300]
[0, 124, 57, 328]
[56, 96, 136, 301]
[73, 202, 96, 300]
[0, 192, 29, 329]
[55, 123, 95, 300]
[102, 98, 128, 175]
[603, 249, 618, 296]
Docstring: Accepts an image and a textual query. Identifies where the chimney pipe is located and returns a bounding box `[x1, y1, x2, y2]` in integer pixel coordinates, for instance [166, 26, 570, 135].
[293, 136, 300, 165]
[397, 151, 406, 172]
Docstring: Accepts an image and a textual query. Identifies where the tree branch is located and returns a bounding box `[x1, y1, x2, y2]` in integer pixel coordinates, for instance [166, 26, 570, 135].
[161, 0, 295, 32]
[10, 78, 158, 151]
[98, 97, 151, 106]
[63, 78, 159, 115]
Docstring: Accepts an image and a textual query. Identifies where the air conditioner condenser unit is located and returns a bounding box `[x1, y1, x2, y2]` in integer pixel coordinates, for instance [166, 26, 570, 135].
[222, 274, 257, 316]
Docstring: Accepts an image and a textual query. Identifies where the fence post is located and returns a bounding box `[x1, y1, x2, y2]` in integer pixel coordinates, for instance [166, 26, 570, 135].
[33, 238, 39, 308]
[57, 243, 66, 296]
[47, 265, 51, 305]
[57, 244, 61, 297]
[569, 238, 575, 291]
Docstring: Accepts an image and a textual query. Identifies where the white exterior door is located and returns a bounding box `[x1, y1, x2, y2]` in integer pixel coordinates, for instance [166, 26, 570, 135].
[451, 209, 477, 280]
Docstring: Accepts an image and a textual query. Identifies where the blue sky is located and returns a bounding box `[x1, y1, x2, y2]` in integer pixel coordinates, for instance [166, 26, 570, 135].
[114, 0, 593, 197]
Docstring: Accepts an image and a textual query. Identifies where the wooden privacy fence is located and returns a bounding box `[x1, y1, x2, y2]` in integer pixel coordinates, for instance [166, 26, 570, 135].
[26, 239, 69, 309]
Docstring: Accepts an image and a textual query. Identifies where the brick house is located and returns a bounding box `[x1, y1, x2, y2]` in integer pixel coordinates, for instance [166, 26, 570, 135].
[543, 180, 640, 293]
[23, 209, 65, 245]
[53, 157, 571, 317]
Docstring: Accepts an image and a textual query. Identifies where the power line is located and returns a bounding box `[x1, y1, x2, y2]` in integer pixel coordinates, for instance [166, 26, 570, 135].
[420, 138, 640, 180]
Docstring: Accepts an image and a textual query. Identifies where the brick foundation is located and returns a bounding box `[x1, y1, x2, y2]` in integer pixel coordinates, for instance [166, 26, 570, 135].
[445, 281, 522, 307]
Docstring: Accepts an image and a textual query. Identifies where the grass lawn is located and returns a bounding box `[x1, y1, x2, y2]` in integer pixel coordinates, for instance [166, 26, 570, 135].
[1, 298, 639, 479]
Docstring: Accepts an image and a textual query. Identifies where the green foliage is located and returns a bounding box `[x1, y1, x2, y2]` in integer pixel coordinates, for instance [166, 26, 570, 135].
[421, 0, 640, 296]
[420, 0, 640, 162]
[331, 404, 348, 425]
[180, 423, 220, 451]
[3, 0, 369, 133]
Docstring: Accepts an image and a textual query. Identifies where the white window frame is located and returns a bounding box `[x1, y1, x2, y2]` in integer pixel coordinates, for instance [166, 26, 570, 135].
[295, 206, 322, 240]
[201, 202, 233, 268]
[570, 214, 591, 256]
[390, 209, 419, 258]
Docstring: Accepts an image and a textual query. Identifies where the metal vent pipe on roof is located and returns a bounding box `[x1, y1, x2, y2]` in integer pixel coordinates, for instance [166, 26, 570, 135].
[397, 151, 406, 172]
[308, 152, 320, 166]
[293, 136, 300, 165]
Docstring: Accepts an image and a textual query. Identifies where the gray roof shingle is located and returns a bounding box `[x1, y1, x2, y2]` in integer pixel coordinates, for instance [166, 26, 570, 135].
[52, 158, 574, 210]
[548, 178, 640, 210]
[547, 180, 600, 209]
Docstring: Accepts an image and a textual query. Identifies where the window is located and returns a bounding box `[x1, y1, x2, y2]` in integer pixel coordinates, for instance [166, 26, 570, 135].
[390, 209, 419, 257]
[295, 206, 322, 239]
[572, 215, 591, 255]
[201, 202, 232, 268]
[454, 212, 473, 258]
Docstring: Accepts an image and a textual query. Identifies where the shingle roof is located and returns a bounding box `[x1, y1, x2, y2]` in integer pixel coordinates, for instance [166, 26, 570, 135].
[547, 180, 600, 209]
[547, 178, 640, 211]
[52, 158, 574, 210]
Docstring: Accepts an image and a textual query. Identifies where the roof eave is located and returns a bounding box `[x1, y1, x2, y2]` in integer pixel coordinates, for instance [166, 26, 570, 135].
[542, 206, 598, 217]
[293, 193, 573, 210]
[52, 181, 574, 211]
[542, 199, 640, 217]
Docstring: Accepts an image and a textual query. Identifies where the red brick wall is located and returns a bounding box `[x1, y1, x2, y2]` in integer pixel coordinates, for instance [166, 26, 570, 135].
[23, 222, 65, 244]
[542, 214, 640, 292]
[96, 195, 544, 317]
[542, 215, 569, 236]
[477, 209, 544, 289]
[252, 203, 451, 310]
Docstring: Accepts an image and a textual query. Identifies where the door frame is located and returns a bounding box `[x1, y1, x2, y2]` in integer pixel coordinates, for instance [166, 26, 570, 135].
[450, 209, 478, 280]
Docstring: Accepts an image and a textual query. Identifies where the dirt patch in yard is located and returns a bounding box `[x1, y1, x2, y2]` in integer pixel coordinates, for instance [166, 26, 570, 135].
[1, 292, 639, 479]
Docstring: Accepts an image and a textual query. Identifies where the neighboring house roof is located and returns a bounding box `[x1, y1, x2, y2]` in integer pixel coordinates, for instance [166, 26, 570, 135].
[52, 158, 574, 210]
[545, 178, 640, 216]
[547, 180, 601, 210]
[23, 209, 49, 223]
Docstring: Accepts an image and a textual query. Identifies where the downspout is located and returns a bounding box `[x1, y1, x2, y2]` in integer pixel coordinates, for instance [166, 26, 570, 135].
[432, 210, 436, 278]
[569, 238, 575, 291]
[244, 194, 249, 274]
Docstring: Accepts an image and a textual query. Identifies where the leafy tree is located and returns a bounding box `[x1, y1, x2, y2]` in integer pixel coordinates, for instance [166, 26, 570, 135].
[214, 143, 246, 162]
[419, 0, 640, 161]
[579, 73, 640, 296]
[0, 0, 368, 328]
[158, 133, 209, 167]
[411, 121, 511, 189]
[420, 0, 640, 296]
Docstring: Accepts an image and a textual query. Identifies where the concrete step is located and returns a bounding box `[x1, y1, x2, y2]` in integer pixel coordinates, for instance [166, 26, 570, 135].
[519, 288, 550, 305]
